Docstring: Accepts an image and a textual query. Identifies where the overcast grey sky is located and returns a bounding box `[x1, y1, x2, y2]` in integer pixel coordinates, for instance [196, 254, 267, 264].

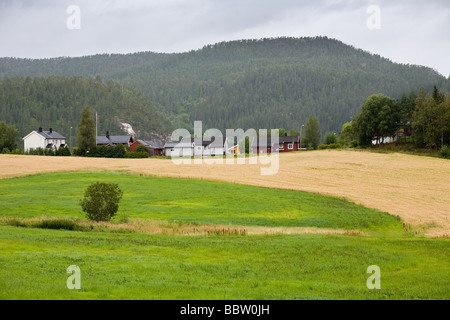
[0, 0, 449, 77]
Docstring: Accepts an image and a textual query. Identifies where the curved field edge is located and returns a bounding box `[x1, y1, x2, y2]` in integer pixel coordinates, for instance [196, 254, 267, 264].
[0, 151, 448, 237]
[0, 171, 403, 235]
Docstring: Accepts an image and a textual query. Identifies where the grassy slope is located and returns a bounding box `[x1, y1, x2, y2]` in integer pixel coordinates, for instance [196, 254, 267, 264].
[0, 171, 448, 300]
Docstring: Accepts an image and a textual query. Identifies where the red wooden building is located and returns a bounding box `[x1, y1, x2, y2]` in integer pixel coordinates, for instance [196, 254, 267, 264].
[129, 140, 164, 156]
[251, 136, 301, 154]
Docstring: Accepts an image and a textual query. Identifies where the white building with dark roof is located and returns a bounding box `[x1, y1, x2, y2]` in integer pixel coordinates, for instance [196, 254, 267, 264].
[164, 137, 230, 157]
[22, 127, 66, 152]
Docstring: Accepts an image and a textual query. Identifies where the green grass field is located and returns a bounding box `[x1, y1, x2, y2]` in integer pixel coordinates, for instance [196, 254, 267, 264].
[0, 171, 448, 299]
[0, 171, 402, 232]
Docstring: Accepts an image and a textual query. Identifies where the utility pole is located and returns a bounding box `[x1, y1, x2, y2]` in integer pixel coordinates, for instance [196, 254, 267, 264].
[300, 124, 305, 149]
[95, 112, 98, 145]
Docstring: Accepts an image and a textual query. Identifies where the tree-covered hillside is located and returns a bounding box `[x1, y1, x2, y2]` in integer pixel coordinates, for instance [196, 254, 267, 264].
[0, 76, 171, 147]
[1, 37, 448, 135]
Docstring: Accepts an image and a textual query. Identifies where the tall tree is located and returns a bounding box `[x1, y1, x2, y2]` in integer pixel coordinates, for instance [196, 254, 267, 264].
[398, 92, 416, 125]
[339, 121, 356, 145]
[412, 87, 429, 147]
[304, 115, 321, 149]
[353, 94, 398, 147]
[435, 97, 450, 147]
[77, 106, 96, 154]
[412, 87, 450, 148]
[432, 85, 445, 104]
[0, 121, 18, 152]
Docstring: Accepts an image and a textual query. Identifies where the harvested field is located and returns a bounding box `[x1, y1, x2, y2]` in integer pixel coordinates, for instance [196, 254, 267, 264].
[0, 151, 448, 237]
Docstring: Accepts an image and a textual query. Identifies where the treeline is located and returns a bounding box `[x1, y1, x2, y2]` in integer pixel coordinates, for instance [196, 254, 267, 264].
[348, 86, 450, 150]
[1, 37, 448, 136]
[0, 76, 172, 148]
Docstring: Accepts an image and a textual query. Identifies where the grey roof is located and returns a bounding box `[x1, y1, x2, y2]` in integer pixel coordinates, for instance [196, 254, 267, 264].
[206, 137, 227, 148]
[164, 137, 227, 149]
[37, 130, 66, 140]
[251, 136, 299, 148]
[280, 136, 300, 143]
[97, 135, 133, 145]
[164, 141, 182, 148]
[97, 136, 112, 145]
[136, 140, 164, 149]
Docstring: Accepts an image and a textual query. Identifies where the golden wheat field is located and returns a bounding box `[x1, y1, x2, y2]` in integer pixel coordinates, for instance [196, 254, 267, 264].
[0, 151, 449, 237]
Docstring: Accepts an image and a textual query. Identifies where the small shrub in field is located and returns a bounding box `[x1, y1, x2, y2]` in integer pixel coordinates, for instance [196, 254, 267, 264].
[80, 182, 123, 222]
[440, 145, 449, 159]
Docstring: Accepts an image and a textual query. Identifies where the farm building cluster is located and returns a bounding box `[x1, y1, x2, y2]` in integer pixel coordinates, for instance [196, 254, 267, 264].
[22, 127, 303, 156]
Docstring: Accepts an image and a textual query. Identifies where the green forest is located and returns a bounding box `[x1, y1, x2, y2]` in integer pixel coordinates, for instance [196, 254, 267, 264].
[0, 76, 171, 147]
[1, 37, 449, 146]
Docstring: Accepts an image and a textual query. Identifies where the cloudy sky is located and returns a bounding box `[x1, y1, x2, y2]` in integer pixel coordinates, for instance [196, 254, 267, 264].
[0, 0, 449, 77]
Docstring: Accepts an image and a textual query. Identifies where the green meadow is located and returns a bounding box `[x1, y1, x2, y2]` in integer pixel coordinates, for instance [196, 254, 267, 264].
[0, 171, 401, 231]
[0, 171, 448, 299]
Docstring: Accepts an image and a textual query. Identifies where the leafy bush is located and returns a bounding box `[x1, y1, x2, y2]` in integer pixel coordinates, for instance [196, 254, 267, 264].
[135, 145, 149, 153]
[111, 145, 126, 158]
[125, 151, 149, 158]
[44, 148, 55, 156]
[55, 146, 71, 156]
[350, 140, 359, 148]
[318, 143, 342, 150]
[71, 147, 82, 156]
[88, 145, 126, 158]
[11, 149, 23, 154]
[440, 145, 449, 159]
[80, 182, 123, 222]
[324, 132, 338, 145]
[26, 147, 45, 155]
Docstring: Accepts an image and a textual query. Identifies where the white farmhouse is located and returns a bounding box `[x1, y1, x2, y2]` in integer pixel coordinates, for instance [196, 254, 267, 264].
[164, 137, 230, 157]
[22, 127, 67, 152]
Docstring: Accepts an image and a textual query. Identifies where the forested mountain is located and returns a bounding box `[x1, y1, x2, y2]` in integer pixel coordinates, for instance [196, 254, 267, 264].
[1, 37, 449, 136]
[0, 76, 171, 146]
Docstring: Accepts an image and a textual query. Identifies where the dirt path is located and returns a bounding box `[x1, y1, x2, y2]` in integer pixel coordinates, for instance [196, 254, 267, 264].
[1, 151, 448, 237]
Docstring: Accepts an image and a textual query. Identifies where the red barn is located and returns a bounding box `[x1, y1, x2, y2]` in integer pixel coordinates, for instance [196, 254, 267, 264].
[251, 136, 301, 154]
[130, 140, 164, 156]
